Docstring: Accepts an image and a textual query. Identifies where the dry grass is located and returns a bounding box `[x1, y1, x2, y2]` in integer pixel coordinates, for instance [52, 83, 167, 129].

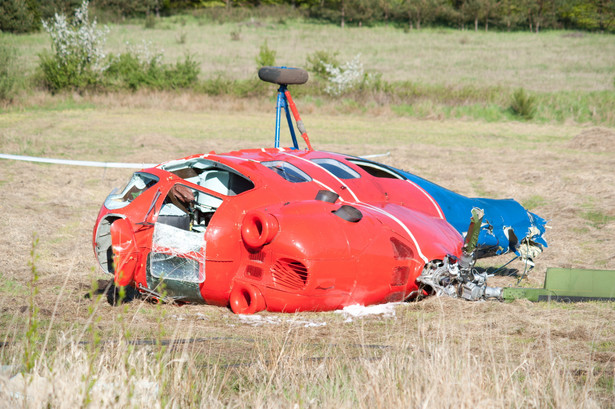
[1, 298, 614, 407]
[0, 96, 614, 406]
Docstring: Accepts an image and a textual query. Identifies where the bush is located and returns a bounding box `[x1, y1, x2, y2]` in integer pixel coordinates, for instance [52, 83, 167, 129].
[38, 1, 199, 92]
[0, 0, 38, 33]
[255, 41, 276, 69]
[510, 88, 536, 119]
[323, 54, 371, 96]
[38, 50, 101, 92]
[196, 5, 305, 24]
[105, 50, 199, 91]
[305, 50, 340, 80]
[144, 14, 157, 29]
[39, 0, 109, 92]
[0, 43, 21, 102]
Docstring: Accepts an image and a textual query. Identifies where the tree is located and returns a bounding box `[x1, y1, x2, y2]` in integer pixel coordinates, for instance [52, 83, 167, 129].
[398, 0, 445, 29]
[0, 0, 38, 33]
[461, 0, 481, 30]
[93, 0, 149, 18]
[567, 0, 615, 31]
[498, 0, 525, 30]
[533, 0, 557, 32]
[37, 0, 82, 19]
[478, 0, 501, 31]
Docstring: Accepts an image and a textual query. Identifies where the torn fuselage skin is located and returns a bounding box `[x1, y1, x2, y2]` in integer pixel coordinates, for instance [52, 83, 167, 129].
[393, 166, 548, 260]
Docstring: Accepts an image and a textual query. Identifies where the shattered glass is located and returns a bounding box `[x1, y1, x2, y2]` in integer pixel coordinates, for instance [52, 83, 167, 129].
[150, 223, 206, 283]
[104, 172, 159, 210]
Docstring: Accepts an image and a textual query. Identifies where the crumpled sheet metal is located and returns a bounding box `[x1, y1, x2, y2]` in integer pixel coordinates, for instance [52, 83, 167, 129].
[397, 169, 548, 257]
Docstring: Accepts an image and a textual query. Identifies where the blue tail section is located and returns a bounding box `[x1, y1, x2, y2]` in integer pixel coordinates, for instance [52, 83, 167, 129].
[396, 169, 548, 257]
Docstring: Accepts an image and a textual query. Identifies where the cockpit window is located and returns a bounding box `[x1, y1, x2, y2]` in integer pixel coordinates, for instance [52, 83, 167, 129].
[161, 158, 254, 196]
[311, 158, 360, 179]
[105, 172, 159, 210]
[346, 159, 405, 180]
[261, 161, 312, 183]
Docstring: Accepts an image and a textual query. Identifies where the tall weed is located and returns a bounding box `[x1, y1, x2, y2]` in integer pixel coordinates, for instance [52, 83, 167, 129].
[2, 307, 609, 407]
[0, 43, 21, 102]
[23, 233, 40, 373]
[509, 88, 536, 119]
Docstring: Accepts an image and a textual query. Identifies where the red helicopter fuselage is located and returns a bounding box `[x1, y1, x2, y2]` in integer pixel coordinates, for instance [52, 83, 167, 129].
[93, 148, 463, 313]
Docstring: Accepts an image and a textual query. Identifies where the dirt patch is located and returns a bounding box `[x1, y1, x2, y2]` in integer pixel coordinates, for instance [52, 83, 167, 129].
[568, 127, 615, 152]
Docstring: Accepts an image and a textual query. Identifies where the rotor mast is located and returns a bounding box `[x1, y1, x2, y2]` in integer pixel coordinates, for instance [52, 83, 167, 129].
[258, 66, 313, 151]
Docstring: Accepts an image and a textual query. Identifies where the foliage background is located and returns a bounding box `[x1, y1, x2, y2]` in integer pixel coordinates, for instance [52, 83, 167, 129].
[1, 0, 615, 33]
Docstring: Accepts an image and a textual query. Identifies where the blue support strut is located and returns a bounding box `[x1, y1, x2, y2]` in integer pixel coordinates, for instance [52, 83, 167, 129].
[284, 100, 299, 149]
[274, 86, 284, 148]
[274, 84, 298, 149]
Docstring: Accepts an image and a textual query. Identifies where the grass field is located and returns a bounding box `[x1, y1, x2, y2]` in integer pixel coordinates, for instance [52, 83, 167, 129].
[3, 16, 615, 128]
[3, 17, 615, 92]
[1, 14, 615, 407]
[0, 91, 614, 406]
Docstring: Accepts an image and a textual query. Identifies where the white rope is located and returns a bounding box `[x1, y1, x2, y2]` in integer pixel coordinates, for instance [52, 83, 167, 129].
[0, 153, 156, 169]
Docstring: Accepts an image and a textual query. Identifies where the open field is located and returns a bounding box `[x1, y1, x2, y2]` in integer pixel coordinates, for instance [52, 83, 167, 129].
[0, 92, 614, 406]
[3, 17, 615, 93]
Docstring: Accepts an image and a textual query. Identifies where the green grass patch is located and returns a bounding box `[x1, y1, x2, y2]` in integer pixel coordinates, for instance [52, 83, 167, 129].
[596, 374, 614, 393]
[22, 99, 97, 112]
[0, 273, 28, 296]
[522, 195, 548, 210]
[470, 177, 493, 197]
[591, 340, 615, 352]
[581, 210, 615, 229]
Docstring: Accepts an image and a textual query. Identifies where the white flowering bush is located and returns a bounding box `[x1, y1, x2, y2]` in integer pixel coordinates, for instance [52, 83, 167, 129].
[38, 1, 199, 92]
[323, 54, 368, 96]
[39, 0, 109, 91]
[42, 1, 109, 72]
[126, 40, 163, 67]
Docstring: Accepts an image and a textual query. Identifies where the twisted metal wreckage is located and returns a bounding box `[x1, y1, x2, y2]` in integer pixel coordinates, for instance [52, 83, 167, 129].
[93, 67, 615, 314]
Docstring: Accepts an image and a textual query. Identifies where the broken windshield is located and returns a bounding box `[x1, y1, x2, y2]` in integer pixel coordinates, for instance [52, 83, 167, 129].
[104, 172, 159, 210]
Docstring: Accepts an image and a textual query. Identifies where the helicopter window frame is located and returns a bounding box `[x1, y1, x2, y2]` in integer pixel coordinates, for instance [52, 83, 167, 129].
[104, 172, 159, 210]
[261, 160, 312, 183]
[161, 158, 255, 196]
[311, 158, 361, 180]
[346, 159, 405, 180]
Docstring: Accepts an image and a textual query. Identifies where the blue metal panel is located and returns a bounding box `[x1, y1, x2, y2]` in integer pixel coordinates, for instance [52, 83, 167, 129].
[395, 168, 548, 256]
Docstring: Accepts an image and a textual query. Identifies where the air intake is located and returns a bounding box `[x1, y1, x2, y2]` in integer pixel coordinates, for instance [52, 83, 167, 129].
[391, 266, 410, 286]
[390, 237, 414, 260]
[246, 265, 263, 279]
[271, 258, 308, 290]
[249, 251, 266, 262]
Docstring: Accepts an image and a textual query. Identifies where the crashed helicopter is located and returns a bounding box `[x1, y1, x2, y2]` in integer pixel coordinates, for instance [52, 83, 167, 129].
[93, 67, 549, 314]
